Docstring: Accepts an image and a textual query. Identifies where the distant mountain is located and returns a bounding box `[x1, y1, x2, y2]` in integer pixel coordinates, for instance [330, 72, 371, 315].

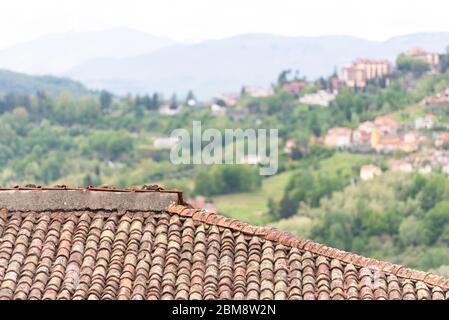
[2, 31, 449, 99]
[64, 32, 449, 98]
[0, 28, 175, 74]
[0, 69, 89, 96]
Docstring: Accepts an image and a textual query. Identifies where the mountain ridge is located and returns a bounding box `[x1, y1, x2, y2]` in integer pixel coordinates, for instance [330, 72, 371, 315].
[2, 31, 449, 98]
[66, 32, 449, 98]
[0, 27, 175, 75]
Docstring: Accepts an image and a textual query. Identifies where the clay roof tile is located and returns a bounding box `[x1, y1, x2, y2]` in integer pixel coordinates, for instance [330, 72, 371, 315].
[0, 187, 447, 300]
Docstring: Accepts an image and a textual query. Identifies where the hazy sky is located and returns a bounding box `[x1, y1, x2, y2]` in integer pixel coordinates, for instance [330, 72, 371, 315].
[0, 0, 448, 49]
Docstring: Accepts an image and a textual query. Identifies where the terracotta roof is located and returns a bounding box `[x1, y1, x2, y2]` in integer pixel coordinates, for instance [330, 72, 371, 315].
[355, 58, 390, 65]
[0, 187, 448, 300]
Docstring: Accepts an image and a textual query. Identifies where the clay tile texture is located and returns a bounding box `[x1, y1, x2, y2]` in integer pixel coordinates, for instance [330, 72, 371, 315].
[0, 187, 448, 300]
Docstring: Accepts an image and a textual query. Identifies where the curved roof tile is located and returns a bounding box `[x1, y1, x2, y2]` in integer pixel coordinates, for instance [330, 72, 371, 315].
[0, 187, 447, 300]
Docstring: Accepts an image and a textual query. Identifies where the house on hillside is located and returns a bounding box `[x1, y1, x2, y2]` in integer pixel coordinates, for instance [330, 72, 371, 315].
[242, 86, 274, 98]
[216, 94, 239, 107]
[406, 47, 440, 70]
[210, 103, 226, 117]
[324, 127, 352, 148]
[373, 135, 419, 153]
[159, 103, 182, 116]
[340, 59, 391, 89]
[353, 121, 376, 146]
[426, 88, 449, 105]
[432, 150, 449, 167]
[284, 139, 296, 155]
[415, 114, 438, 130]
[0, 186, 448, 300]
[282, 81, 306, 95]
[403, 131, 429, 148]
[299, 90, 336, 107]
[374, 116, 400, 136]
[389, 158, 414, 173]
[435, 132, 449, 148]
[360, 164, 382, 181]
[374, 135, 403, 153]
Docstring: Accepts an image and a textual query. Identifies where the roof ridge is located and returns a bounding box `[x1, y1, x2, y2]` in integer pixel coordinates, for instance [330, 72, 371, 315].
[0, 188, 183, 212]
[167, 204, 449, 290]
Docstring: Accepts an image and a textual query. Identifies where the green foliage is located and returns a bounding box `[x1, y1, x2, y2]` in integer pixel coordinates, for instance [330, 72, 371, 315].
[273, 172, 449, 272]
[81, 130, 134, 161]
[99, 90, 113, 110]
[275, 153, 370, 219]
[424, 201, 449, 244]
[418, 175, 449, 211]
[440, 47, 449, 73]
[396, 54, 430, 76]
[417, 247, 449, 270]
[0, 69, 89, 96]
[399, 216, 425, 246]
[194, 165, 261, 196]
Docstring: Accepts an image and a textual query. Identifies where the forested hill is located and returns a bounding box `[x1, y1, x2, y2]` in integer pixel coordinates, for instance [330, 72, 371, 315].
[0, 69, 90, 96]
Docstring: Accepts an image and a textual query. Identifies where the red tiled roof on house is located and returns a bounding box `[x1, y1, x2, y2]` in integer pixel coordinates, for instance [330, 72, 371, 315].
[0, 186, 448, 300]
[355, 58, 390, 65]
[282, 82, 306, 95]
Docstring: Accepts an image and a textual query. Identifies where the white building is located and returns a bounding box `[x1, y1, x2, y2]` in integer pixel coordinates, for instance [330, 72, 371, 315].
[360, 164, 382, 181]
[159, 104, 181, 116]
[153, 137, 179, 149]
[324, 127, 353, 148]
[414, 114, 437, 130]
[390, 159, 414, 173]
[299, 90, 336, 107]
[243, 86, 274, 98]
[210, 103, 226, 117]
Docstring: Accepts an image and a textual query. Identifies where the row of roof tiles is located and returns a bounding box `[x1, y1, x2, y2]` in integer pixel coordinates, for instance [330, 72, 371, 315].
[0, 187, 448, 300]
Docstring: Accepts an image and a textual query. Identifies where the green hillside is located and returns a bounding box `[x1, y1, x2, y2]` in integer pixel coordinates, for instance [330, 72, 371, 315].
[0, 69, 90, 96]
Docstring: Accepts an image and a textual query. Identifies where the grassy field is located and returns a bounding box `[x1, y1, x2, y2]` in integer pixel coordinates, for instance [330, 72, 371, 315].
[211, 170, 296, 225]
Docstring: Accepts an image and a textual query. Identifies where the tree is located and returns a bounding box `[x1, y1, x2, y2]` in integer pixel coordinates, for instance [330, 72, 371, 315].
[396, 54, 429, 76]
[150, 93, 160, 110]
[185, 90, 196, 106]
[267, 198, 279, 217]
[279, 195, 297, 219]
[399, 216, 425, 246]
[424, 201, 449, 244]
[99, 90, 113, 110]
[83, 174, 94, 186]
[307, 112, 321, 136]
[418, 175, 449, 211]
[169, 94, 178, 110]
[277, 69, 291, 87]
[439, 46, 449, 72]
[194, 165, 261, 196]
[141, 95, 152, 110]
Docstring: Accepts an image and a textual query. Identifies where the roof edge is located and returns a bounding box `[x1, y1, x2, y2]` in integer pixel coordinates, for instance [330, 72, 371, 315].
[0, 188, 182, 212]
[166, 204, 449, 290]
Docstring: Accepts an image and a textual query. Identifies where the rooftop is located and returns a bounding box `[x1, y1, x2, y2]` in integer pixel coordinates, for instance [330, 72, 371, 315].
[0, 186, 448, 300]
